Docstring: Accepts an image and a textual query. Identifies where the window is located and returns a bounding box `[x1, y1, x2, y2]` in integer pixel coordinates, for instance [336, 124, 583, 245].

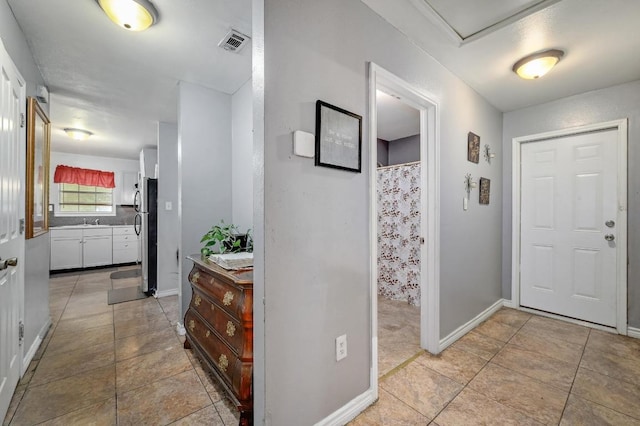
[59, 183, 114, 213]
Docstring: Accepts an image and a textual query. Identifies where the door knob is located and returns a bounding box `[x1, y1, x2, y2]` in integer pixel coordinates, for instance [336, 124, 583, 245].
[604, 234, 615, 242]
[0, 257, 18, 271]
[605, 220, 615, 228]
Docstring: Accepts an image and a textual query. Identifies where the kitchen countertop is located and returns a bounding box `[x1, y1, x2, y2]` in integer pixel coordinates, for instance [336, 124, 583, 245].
[51, 224, 132, 229]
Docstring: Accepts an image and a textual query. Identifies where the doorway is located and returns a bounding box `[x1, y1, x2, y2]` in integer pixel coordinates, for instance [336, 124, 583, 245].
[375, 89, 422, 376]
[512, 120, 628, 334]
[368, 63, 440, 392]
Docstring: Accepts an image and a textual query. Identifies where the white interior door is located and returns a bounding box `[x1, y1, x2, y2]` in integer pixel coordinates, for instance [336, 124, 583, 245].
[520, 129, 618, 327]
[0, 41, 26, 420]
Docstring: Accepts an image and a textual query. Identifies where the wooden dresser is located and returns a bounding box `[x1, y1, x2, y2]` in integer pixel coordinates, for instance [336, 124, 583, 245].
[184, 255, 253, 425]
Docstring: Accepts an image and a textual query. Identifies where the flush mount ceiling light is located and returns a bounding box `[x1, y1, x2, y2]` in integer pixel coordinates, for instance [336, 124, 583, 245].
[512, 49, 565, 80]
[64, 128, 93, 141]
[97, 0, 158, 31]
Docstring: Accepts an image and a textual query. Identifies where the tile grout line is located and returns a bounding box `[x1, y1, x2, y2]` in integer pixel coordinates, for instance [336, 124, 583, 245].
[5, 275, 79, 425]
[428, 313, 545, 424]
[562, 329, 640, 422]
[557, 327, 590, 424]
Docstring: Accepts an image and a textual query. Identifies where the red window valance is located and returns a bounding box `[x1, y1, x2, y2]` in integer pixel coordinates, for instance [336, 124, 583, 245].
[53, 165, 116, 189]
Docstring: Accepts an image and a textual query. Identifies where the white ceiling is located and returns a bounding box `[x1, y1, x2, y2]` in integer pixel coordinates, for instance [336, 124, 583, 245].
[362, 0, 640, 111]
[376, 90, 419, 141]
[8, 0, 252, 159]
[9, 0, 640, 160]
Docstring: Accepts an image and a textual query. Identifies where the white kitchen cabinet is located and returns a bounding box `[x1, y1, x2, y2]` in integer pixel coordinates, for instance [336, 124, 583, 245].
[119, 171, 138, 205]
[50, 229, 83, 270]
[50, 227, 113, 270]
[112, 226, 139, 264]
[83, 228, 113, 267]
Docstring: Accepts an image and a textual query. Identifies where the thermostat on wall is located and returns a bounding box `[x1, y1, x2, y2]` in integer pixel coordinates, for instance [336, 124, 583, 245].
[293, 130, 315, 158]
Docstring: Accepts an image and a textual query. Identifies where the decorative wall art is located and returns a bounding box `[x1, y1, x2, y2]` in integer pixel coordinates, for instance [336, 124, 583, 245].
[479, 177, 490, 205]
[467, 132, 480, 163]
[26, 97, 51, 239]
[315, 100, 362, 173]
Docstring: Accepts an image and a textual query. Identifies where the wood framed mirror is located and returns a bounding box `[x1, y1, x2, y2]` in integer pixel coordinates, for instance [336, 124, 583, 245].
[26, 96, 51, 239]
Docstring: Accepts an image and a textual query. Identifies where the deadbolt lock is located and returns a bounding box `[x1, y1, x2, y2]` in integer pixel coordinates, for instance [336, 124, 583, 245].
[605, 220, 615, 228]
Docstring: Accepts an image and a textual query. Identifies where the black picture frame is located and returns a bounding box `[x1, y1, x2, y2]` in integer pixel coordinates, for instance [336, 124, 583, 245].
[315, 100, 362, 173]
[479, 177, 490, 205]
[468, 132, 480, 164]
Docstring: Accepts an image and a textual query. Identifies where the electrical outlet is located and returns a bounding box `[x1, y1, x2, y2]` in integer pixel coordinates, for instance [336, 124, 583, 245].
[336, 334, 347, 361]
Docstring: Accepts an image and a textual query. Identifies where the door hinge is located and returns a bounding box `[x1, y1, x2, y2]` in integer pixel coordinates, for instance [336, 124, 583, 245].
[19, 321, 24, 344]
[19, 218, 25, 235]
[20, 113, 25, 128]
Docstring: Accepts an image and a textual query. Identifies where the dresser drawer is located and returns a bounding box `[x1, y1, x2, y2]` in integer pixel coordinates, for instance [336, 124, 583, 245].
[190, 287, 247, 358]
[186, 309, 236, 388]
[189, 268, 245, 318]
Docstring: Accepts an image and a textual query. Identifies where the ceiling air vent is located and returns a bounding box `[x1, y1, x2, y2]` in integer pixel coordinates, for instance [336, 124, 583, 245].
[218, 29, 250, 53]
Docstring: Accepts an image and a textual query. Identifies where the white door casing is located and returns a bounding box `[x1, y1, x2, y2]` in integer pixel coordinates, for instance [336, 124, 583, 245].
[368, 63, 441, 401]
[512, 121, 627, 332]
[0, 40, 26, 420]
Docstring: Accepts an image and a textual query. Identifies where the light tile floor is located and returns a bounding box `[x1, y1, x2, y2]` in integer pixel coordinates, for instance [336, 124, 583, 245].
[353, 300, 640, 425]
[6, 274, 640, 425]
[3, 266, 240, 426]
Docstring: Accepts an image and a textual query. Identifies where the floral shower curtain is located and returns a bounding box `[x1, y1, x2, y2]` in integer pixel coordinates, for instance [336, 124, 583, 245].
[377, 162, 421, 306]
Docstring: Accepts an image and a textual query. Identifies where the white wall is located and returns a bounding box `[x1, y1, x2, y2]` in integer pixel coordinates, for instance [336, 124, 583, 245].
[256, 0, 503, 423]
[232, 79, 254, 231]
[178, 82, 232, 316]
[49, 152, 138, 212]
[157, 122, 179, 296]
[502, 80, 640, 328]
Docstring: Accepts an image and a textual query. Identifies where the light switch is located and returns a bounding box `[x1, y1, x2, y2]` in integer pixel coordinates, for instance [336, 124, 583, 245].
[293, 130, 315, 158]
[165, 201, 172, 211]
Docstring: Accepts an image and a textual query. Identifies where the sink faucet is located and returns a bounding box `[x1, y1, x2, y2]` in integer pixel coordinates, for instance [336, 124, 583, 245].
[94, 218, 100, 225]
[83, 218, 87, 225]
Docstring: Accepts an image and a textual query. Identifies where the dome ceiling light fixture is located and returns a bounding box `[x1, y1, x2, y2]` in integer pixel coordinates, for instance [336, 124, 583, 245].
[64, 128, 93, 141]
[512, 49, 565, 80]
[97, 0, 159, 31]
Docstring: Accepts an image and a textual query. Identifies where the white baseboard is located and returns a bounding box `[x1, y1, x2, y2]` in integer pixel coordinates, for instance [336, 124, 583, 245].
[155, 288, 179, 298]
[22, 319, 52, 375]
[439, 299, 504, 351]
[502, 299, 516, 309]
[314, 388, 377, 426]
[628, 327, 640, 339]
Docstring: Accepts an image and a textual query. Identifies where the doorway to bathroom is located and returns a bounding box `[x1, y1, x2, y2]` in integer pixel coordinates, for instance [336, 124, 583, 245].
[368, 63, 440, 390]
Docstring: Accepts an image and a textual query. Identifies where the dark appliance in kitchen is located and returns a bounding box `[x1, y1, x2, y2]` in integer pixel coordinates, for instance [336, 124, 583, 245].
[134, 177, 157, 295]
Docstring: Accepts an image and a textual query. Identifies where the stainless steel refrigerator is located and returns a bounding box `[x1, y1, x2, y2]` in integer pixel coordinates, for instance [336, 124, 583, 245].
[133, 178, 157, 295]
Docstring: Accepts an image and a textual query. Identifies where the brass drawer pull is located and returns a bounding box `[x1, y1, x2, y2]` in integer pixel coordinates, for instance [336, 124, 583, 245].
[226, 321, 236, 337]
[206, 330, 210, 337]
[218, 354, 229, 372]
[188, 320, 195, 332]
[223, 291, 234, 306]
[194, 295, 202, 307]
[193, 271, 200, 281]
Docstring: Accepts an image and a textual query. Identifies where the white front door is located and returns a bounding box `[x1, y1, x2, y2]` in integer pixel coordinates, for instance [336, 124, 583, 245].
[0, 41, 26, 420]
[520, 129, 619, 327]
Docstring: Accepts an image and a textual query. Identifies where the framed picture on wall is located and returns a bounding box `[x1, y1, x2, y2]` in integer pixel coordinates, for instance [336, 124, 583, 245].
[315, 100, 362, 173]
[479, 177, 490, 205]
[468, 132, 480, 163]
[26, 97, 51, 239]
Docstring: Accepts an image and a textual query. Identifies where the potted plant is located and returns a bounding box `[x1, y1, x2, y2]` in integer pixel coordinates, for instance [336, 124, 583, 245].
[200, 221, 251, 257]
